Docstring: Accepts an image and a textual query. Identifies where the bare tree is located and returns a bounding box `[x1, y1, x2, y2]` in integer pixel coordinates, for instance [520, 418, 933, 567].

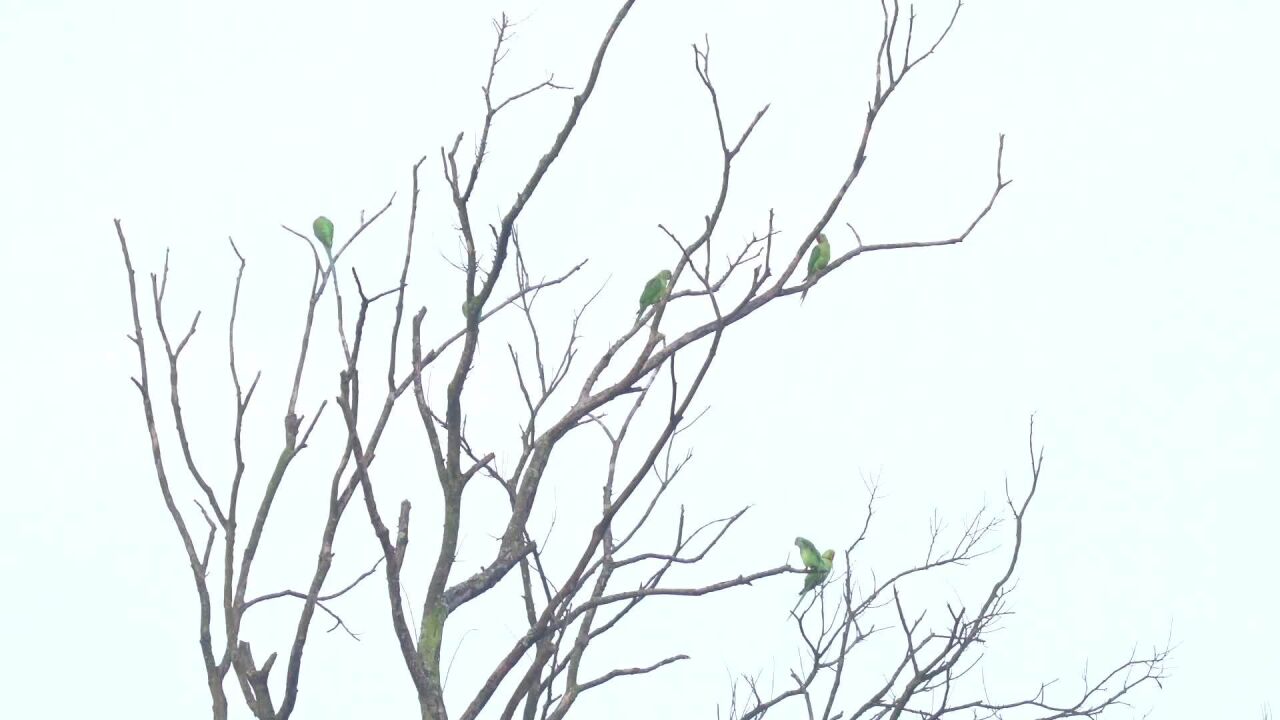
[116, 2, 1168, 719]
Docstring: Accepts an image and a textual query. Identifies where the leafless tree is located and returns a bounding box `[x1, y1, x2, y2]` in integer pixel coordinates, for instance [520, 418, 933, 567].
[116, 2, 1167, 719]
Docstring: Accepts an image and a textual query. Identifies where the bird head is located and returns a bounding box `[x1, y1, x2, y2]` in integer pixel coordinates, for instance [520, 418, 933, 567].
[659, 269, 672, 282]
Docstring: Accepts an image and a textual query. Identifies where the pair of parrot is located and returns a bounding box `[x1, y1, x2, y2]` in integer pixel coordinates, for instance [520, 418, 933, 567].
[795, 536, 834, 596]
[319, 216, 674, 324]
[634, 233, 829, 314]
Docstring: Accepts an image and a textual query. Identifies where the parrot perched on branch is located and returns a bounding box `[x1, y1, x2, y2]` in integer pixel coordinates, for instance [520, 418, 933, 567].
[312, 216, 335, 261]
[801, 233, 831, 303]
[795, 537, 821, 570]
[636, 269, 673, 319]
[793, 536, 835, 601]
[800, 550, 835, 596]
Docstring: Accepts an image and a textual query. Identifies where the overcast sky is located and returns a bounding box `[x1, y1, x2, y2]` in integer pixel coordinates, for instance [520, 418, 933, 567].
[3, 0, 1277, 717]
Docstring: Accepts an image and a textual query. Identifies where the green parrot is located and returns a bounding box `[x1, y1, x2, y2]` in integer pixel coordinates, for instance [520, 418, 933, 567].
[313, 216, 335, 259]
[636, 269, 673, 319]
[801, 233, 831, 303]
[794, 537, 822, 570]
[799, 549, 835, 596]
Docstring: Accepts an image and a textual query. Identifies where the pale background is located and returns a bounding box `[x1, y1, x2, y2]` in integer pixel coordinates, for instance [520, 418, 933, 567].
[2, 0, 1277, 717]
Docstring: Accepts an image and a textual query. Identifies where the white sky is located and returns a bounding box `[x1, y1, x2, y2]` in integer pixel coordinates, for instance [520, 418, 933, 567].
[2, 0, 1277, 717]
